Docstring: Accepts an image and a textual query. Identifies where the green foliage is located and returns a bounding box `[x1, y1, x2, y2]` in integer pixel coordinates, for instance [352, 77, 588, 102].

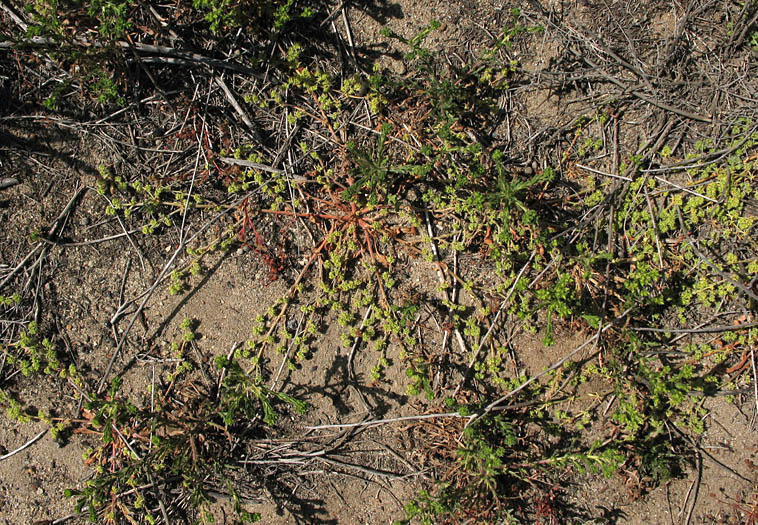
[0, 389, 32, 423]
[1, 321, 63, 377]
[86, 0, 134, 38]
[192, 0, 243, 32]
[535, 272, 576, 346]
[215, 356, 307, 426]
[24, 0, 63, 38]
[398, 410, 625, 523]
[405, 362, 433, 399]
[749, 23, 758, 52]
[90, 69, 124, 105]
[192, 0, 313, 34]
[66, 353, 304, 523]
[609, 339, 709, 438]
[27, 0, 133, 38]
[343, 124, 413, 205]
